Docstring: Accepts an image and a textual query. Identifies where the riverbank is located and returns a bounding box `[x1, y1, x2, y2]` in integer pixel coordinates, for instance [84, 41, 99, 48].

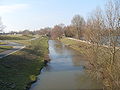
[60, 37, 120, 89]
[60, 38, 90, 56]
[0, 37, 49, 90]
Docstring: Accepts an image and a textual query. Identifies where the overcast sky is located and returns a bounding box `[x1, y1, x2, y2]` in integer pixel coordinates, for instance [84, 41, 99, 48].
[0, 0, 106, 32]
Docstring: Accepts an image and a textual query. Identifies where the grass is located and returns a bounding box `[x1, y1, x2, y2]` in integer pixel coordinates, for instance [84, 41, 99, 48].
[7, 35, 39, 46]
[8, 40, 31, 46]
[60, 38, 90, 55]
[0, 34, 35, 52]
[0, 36, 49, 90]
[0, 34, 34, 40]
[0, 42, 7, 45]
[0, 46, 13, 53]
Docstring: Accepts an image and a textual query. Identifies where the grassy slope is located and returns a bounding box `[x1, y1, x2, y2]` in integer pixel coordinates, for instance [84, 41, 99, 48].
[60, 38, 90, 55]
[0, 37, 48, 90]
[8, 40, 31, 46]
[0, 35, 34, 40]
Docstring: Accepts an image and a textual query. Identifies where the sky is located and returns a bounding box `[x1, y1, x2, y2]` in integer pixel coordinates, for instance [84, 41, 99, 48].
[0, 0, 106, 32]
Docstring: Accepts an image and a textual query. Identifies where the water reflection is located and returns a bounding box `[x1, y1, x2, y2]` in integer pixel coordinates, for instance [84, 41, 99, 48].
[30, 40, 103, 90]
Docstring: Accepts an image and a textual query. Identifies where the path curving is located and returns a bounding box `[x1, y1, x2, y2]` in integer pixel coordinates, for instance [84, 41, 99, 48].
[0, 40, 25, 59]
[0, 37, 39, 59]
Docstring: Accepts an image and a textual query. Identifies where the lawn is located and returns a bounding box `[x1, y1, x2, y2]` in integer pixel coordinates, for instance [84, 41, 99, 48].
[8, 40, 31, 46]
[0, 37, 49, 90]
[0, 34, 34, 40]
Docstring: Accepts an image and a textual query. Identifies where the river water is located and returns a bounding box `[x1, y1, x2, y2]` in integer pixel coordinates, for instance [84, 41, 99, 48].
[30, 40, 103, 90]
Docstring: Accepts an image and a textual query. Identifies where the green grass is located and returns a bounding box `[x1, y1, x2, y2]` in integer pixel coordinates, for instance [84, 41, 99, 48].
[0, 42, 7, 45]
[0, 35, 34, 40]
[60, 38, 90, 55]
[8, 40, 31, 46]
[0, 37, 49, 90]
[7, 35, 39, 46]
[0, 34, 37, 53]
[0, 46, 13, 53]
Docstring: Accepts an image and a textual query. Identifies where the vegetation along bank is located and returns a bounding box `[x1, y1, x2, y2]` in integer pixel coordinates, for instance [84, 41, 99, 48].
[0, 36, 49, 90]
[60, 37, 120, 90]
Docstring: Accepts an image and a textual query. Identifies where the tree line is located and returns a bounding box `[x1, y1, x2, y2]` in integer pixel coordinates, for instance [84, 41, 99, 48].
[35, 0, 120, 47]
[35, 0, 120, 90]
[0, 0, 120, 89]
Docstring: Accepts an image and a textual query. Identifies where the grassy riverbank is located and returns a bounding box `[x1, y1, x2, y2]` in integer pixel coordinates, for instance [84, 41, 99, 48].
[61, 37, 120, 89]
[60, 38, 90, 55]
[0, 37, 49, 90]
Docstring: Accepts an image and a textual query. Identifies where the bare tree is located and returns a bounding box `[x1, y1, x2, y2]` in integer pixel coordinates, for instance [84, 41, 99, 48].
[71, 15, 85, 39]
[105, 0, 120, 46]
[84, 1, 120, 90]
[103, 0, 120, 89]
[51, 24, 64, 39]
[64, 26, 76, 38]
[84, 7, 106, 77]
[85, 8, 105, 44]
[21, 30, 33, 35]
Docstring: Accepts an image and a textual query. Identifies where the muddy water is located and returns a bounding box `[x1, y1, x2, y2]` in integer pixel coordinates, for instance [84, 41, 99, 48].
[30, 40, 103, 90]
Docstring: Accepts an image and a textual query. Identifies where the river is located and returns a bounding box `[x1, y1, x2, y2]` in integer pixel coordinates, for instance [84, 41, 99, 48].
[30, 40, 103, 90]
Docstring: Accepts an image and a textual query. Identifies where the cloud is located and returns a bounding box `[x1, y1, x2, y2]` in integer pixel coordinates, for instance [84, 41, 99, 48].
[0, 4, 29, 14]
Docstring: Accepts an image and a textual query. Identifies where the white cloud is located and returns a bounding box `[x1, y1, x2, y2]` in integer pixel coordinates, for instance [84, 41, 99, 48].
[0, 4, 29, 14]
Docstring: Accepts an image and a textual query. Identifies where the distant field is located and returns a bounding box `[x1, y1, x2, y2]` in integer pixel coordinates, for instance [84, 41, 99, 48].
[7, 35, 40, 45]
[0, 35, 34, 40]
[0, 46, 13, 53]
[0, 42, 7, 45]
[8, 40, 31, 46]
[0, 34, 37, 53]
